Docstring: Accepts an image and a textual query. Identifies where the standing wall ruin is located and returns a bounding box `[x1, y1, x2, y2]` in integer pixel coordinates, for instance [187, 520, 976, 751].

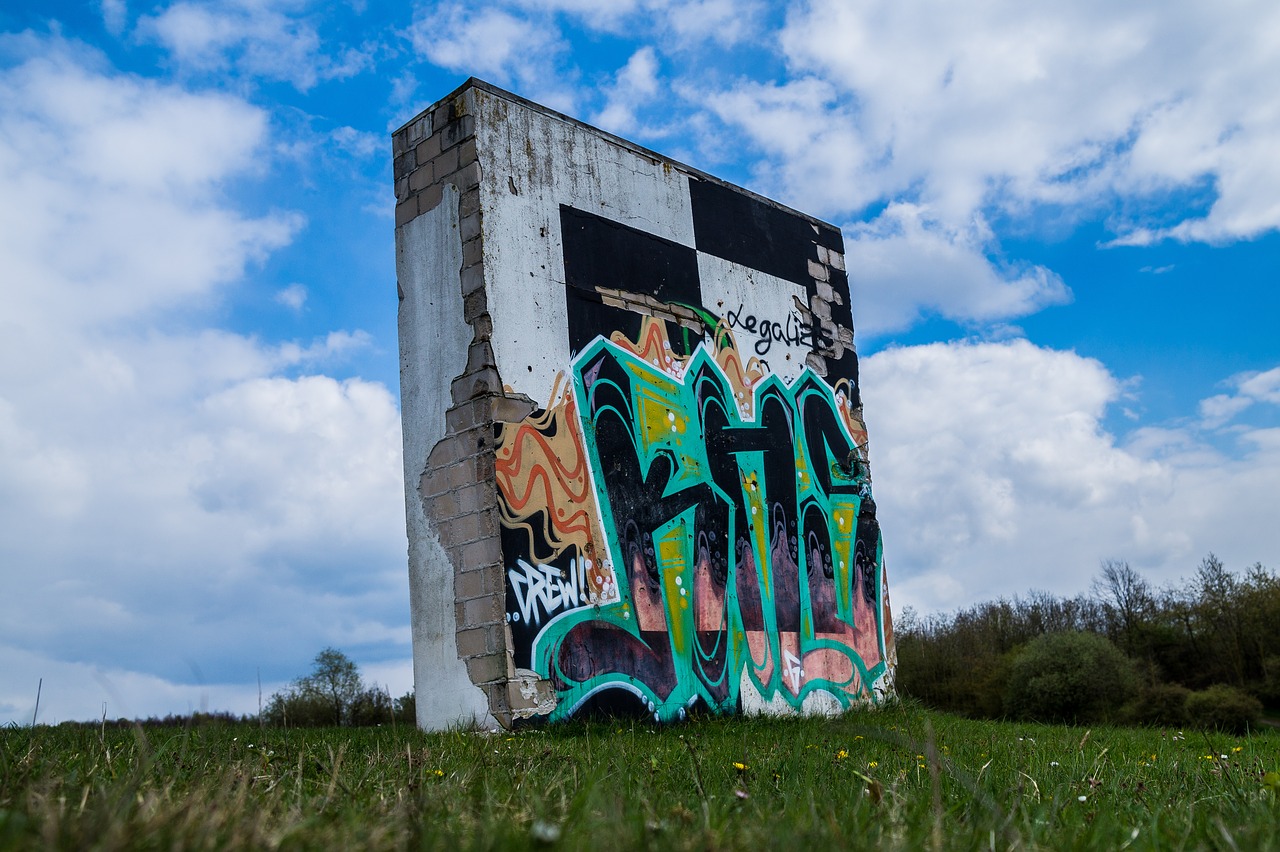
[393, 79, 894, 729]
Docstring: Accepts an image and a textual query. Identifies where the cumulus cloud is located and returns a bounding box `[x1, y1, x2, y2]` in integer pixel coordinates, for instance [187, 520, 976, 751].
[779, 0, 1280, 244]
[442, 0, 763, 44]
[408, 3, 575, 111]
[408, 0, 766, 117]
[137, 0, 373, 91]
[697, 77, 873, 215]
[1238, 368, 1280, 404]
[0, 37, 407, 724]
[862, 340, 1280, 615]
[506, 0, 643, 33]
[663, 0, 764, 46]
[592, 47, 661, 137]
[275, 283, 308, 310]
[659, 1, 1280, 339]
[0, 44, 298, 332]
[1196, 366, 1280, 428]
[845, 203, 1070, 336]
[101, 0, 128, 36]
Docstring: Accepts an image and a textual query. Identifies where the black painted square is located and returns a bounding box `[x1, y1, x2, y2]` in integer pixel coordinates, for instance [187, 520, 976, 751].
[560, 206, 700, 302]
[689, 178, 843, 286]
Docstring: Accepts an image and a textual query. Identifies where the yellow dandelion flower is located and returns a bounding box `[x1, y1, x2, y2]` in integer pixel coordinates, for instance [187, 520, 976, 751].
[868, 761, 878, 768]
[837, 749, 849, 760]
[733, 762, 748, 772]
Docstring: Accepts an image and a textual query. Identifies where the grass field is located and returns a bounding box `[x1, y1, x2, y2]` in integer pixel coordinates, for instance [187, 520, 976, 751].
[3, 703, 1279, 850]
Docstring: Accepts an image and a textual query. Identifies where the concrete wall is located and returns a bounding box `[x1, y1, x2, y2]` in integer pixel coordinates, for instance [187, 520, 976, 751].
[393, 79, 894, 729]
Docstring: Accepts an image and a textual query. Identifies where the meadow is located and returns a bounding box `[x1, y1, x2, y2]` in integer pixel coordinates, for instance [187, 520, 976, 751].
[2, 703, 1278, 850]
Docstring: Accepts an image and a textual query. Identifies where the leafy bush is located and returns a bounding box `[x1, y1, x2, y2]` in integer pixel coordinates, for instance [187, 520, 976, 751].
[1185, 684, 1262, 734]
[348, 687, 394, 727]
[1251, 656, 1280, 710]
[394, 690, 416, 724]
[1123, 682, 1190, 727]
[262, 690, 333, 727]
[1004, 631, 1137, 723]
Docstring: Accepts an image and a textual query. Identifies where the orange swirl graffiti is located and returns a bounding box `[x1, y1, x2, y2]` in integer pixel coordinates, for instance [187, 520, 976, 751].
[495, 375, 598, 563]
[710, 320, 767, 418]
[608, 318, 684, 374]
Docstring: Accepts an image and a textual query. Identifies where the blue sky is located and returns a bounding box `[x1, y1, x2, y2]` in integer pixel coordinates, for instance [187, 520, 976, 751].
[2, 0, 1277, 724]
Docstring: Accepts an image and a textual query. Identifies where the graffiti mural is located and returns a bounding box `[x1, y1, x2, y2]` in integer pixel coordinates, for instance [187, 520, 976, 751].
[498, 306, 890, 722]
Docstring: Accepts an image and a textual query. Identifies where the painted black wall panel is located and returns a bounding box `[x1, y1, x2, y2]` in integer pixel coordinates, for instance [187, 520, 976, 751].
[565, 287, 643, 357]
[689, 178, 843, 285]
[559, 205, 700, 302]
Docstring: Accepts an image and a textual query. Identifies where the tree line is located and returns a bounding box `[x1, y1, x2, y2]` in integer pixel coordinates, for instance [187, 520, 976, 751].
[51, 649, 415, 729]
[894, 554, 1278, 731]
[260, 647, 416, 727]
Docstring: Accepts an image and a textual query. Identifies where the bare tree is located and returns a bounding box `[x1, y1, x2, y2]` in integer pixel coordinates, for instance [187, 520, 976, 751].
[1091, 560, 1153, 655]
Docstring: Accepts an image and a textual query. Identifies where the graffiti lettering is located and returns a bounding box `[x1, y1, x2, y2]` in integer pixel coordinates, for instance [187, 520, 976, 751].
[506, 556, 594, 628]
[503, 333, 888, 721]
[783, 650, 804, 694]
[724, 303, 833, 356]
[497, 316, 889, 722]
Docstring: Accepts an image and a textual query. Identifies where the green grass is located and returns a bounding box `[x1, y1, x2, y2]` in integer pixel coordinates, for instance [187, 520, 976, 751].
[3, 704, 1279, 850]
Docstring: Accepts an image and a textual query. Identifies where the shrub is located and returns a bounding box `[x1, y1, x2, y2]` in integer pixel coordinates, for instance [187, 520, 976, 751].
[1123, 682, 1190, 727]
[1004, 631, 1137, 723]
[394, 690, 416, 725]
[348, 687, 393, 727]
[262, 690, 333, 727]
[1251, 656, 1280, 710]
[1185, 684, 1262, 734]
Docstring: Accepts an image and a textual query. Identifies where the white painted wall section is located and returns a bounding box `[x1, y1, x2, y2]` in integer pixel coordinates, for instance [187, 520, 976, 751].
[696, 253, 813, 384]
[472, 90, 696, 405]
[396, 187, 497, 730]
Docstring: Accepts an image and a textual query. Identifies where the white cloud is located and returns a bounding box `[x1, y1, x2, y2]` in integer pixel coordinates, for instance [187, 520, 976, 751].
[0, 37, 408, 724]
[329, 125, 381, 159]
[863, 341, 1280, 615]
[408, 4, 574, 111]
[101, 0, 129, 36]
[1, 644, 282, 724]
[1199, 393, 1253, 429]
[778, 0, 1280, 244]
[488, 0, 762, 44]
[669, 1, 1280, 336]
[697, 77, 874, 215]
[0, 46, 299, 332]
[507, 0, 642, 33]
[1195, 366, 1280, 428]
[137, 0, 373, 91]
[663, 0, 764, 46]
[408, 0, 767, 119]
[1238, 367, 1280, 404]
[2, 641, 413, 725]
[845, 203, 1070, 336]
[275, 282, 308, 310]
[592, 47, 661, 137]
